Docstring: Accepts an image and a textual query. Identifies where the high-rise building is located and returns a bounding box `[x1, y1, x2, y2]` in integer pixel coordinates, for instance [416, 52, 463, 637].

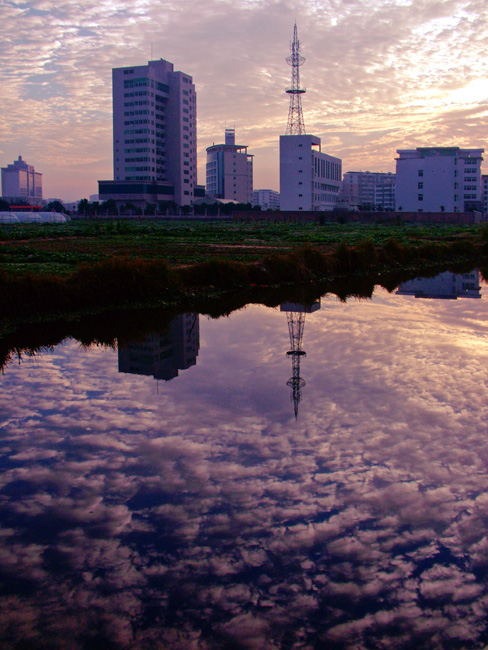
[206, 129, 253, 203]
[1, 156, 42, 204]
[99, 59, 197, 208]
[482, 174, 488, 213]
[395, 147, 484, 213]
[279, 25, 341, 212]
[280, 135, 341, 211]
[339, 171, 395, 211]
[252, 189, 280, 210]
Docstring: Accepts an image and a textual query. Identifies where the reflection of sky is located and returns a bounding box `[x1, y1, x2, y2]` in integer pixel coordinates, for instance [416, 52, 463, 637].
[2, 288, 488, 648]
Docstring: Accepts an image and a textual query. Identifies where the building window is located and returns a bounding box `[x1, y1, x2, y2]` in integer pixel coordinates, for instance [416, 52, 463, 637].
[418, 182, 423, 189]
[418, 194, 423, 201]
[418, 170, 423, 177]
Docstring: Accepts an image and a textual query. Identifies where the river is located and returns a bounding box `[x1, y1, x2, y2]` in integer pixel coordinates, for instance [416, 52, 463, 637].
[0, 270, 487, 649]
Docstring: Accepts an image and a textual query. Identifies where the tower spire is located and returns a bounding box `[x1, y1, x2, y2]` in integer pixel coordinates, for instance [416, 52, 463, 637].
[285, 22, 306, 135]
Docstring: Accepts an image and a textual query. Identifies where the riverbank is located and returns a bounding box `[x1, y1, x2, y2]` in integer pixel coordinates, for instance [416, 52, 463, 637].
[0, 218, 487, 331]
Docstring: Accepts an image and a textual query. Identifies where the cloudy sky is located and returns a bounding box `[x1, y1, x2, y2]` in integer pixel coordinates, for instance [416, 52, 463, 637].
[2, 0, 488, 201]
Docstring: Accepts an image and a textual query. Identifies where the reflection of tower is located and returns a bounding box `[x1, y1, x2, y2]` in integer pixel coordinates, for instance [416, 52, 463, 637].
[281, 301, 320, 419]
[118, 313, 200, 381]
[285, 22, 306, 136]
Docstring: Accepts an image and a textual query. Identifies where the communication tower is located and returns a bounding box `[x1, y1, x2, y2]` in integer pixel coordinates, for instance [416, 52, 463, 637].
[285, 22, 306, 135]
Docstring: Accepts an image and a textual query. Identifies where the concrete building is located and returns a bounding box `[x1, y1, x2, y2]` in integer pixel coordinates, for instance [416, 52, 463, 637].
[206, 129, 253, 203]
[280, 134, 341, 211]
[252, 189, 280, 210]
[483, 175, 488, 214]
[339, 171, 395, 211]
[1, 156, 42, 204]
[99, 58, 197, 208]
[395, 147, 484, 213]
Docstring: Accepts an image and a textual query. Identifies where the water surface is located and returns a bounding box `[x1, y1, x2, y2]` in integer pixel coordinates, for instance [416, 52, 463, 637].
[1, 274, 488, 649]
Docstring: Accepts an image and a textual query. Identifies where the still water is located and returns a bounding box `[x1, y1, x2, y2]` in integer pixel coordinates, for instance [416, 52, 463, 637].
[1, 272, 488, 649]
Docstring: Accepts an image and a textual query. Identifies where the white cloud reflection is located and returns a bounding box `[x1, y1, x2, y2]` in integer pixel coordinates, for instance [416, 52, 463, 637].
[1, 289, 488, 646]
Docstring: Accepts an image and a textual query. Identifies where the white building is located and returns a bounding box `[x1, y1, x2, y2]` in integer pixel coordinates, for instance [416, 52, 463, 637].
[395, 147, 484, 213]
[99, 59, 197, 207]
[482, 175, 488, 214]
[252, 189, 280, 210]
[1, 156, 42, 204]
[279, 135, 341, 211]
[206, 129, 253, 203]
[339, 171, 395, 211]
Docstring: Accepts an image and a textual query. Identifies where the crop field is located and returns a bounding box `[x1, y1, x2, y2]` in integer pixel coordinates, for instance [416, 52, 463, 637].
[0, 218, 481, 276]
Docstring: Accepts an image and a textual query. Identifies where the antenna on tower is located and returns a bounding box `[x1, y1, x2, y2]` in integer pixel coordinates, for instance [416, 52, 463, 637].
[285, 22, 306, 135]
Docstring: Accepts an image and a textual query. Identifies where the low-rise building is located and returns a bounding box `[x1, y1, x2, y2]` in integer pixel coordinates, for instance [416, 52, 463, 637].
[339, 171, 395, 210]
[396, 147, 484, 213]
[206, 129, 253, 204]
[1, 156, 42, 204]
[252, 189, 280, 210]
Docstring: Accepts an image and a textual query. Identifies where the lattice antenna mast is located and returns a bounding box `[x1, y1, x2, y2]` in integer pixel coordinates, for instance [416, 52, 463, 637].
[286, 312, 307, 419]
[285, 22, 306, 135]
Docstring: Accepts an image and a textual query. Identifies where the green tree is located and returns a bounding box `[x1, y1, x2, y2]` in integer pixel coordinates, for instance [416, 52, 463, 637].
[44, 200, 67, 213]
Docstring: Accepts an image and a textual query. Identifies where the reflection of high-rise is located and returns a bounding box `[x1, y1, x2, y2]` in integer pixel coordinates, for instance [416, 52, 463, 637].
[396, 271, 481, 300]
[118, 313, 199, 381]
[280, 301, 320, 418]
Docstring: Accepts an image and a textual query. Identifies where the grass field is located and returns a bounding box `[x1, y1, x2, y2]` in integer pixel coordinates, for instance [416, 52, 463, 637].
[0, 218, 482, 276]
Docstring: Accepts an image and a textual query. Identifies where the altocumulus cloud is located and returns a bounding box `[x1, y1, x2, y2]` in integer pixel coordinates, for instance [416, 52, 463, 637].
[0, 0, 487, 199]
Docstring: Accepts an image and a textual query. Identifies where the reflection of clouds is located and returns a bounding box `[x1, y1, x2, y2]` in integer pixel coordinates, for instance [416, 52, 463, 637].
[1, 295, 488, 646]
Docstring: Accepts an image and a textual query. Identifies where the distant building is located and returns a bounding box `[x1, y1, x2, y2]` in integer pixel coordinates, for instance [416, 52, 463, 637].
[395, 147, 484, 213]
[206, 129, 253, 203]
[1, 156, 42, 204]
[483, 174, 488, 214]
[252, 189, 280, 210]
[397, 271, 481, 299]
[339, 171, 395, 211]
[279, 134, 341, 211]
[99, 58, 197, 208]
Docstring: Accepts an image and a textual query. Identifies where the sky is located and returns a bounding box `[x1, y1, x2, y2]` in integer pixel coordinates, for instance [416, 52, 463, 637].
[1, 0, 488, 201]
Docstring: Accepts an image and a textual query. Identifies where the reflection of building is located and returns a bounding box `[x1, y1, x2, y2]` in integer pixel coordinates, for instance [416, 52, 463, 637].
[118, 313, 199, 380]
[396, 271, 481, 299]
[396, 147, 484, 213]
[280, 301, 320, 418]
[206, 129, 253, 203]
[2, 156, 42, 204]
[99, 58, 198, 208]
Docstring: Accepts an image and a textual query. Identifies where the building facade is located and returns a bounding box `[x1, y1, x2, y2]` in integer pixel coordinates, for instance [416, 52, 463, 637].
[1, 156, 42, 204]
[339, 171, 395, 211]
[206, 129, 253, 203]
[483, 174, 488, 214]
[99, 59, 197, 208]
[252, 189, 280, 210]
[395, 147, 484, 213]
[280, 135, 341, 211]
